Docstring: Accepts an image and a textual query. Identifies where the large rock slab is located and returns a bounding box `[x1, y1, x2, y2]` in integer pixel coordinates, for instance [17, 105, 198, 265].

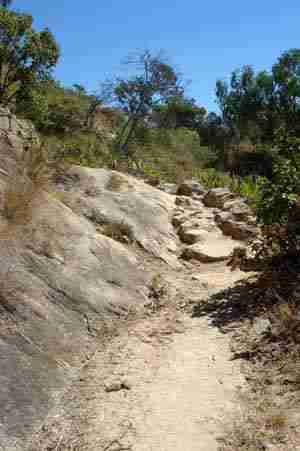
[0, 192, 150, 451]
[56, 166, 179, 266]
[0, 152, 180, 449]
[181, 238, 243, 263]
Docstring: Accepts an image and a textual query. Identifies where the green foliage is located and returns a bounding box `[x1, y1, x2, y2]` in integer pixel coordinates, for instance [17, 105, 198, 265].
[216, 48, 300, 149]
[43, 132, 113, 168]
[196, 168, 262, 208]
[153, 95, 206, 129]
[17, 80, 94, 134]
[114, 50, 184, 155]
[131, 128, 203, 182]
[0, 8, 60, 105]
[0, 1, 13, 7]
[256, 159, 300, 225]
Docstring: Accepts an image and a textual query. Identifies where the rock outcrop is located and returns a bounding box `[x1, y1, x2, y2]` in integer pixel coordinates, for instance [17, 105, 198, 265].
[0, 127, 179, 450]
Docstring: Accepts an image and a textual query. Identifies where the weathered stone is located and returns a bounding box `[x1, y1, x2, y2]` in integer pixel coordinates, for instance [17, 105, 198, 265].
[181, 240, 241, 263]
[223, 200, 252, 221]
[172, 214, 189, 228]
[203, 188, 236, 209]
[253, 318, 271, 336]
[215, 212, 257, 241]
[104, 379, 131, 392]
[178, 228, 206, 245]
[159, 183, 178, 195]
[180, 218, 203, 231]
[177, 180, 205, 196]
[175, 196, 193, 207]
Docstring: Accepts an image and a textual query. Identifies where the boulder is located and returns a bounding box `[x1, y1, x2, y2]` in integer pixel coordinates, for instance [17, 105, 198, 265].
[181, 239, 241, 263]
[222, 199, 252, 222]
[215, 212, 257, 241]
[178, 228, 206, 245]
[203, 188, 236, 209]
[58, 166, 179, 267]
[175, 196, 193, 207]
[172, 214, 189, 228]
[177, 180, 205, 197]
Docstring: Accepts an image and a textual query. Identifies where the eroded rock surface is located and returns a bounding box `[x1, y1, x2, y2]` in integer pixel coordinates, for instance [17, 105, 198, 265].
[0, 138, 180, 450]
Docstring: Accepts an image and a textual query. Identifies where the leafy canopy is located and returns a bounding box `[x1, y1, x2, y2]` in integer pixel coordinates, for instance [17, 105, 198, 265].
[114, 50, 185, 155]
[0, 8, 60, 105]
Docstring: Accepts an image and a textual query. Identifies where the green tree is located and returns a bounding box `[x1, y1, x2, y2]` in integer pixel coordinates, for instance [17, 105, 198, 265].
[215, 49, 300, 147]
[114, 50, 183, 156]
[0, 8, 60, 106]
[153, 95, 206, 130]
[17, 80, 95, 134]
[0, 1, 13, 8]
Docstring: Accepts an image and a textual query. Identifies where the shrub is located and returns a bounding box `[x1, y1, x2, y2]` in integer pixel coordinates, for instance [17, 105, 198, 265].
[97, 221, 134, 244]
[43, 132, 112, 168]
[0, 8, 59, 107]
[255, 158, 300, 256]
[106, 173, 130, 192]
[2, 143, 66, 226]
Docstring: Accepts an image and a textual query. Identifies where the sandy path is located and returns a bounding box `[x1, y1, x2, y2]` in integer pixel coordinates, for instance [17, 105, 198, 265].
[29, 197, 249, 451]
[133, 316, 243, 451]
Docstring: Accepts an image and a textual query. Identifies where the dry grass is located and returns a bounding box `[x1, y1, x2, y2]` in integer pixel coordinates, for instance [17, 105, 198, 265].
[97, 220, 134, 244]
[219, 389, 293, 451]
[1, 143, 67, 228]
[146, 273, 169, 313]
[106, 172, 131, 192]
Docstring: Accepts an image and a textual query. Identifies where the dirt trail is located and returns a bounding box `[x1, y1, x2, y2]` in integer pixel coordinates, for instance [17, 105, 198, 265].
[133, 319, 243, 451]
[30, 196, 251, 451]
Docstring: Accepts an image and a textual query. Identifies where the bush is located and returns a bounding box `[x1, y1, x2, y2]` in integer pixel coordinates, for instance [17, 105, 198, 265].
[0, 8, 59, 106]
[224, 146, 276, 178]
[2, 143, 64, 226]
[97, 221, 134, 244]
[126, 128, 206, 182]
[17, 81, 92, 134]
[254, 158, 300, 256]
[43, 132, 113, 168]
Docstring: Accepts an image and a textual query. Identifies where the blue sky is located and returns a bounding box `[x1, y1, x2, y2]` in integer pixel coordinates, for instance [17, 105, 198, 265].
[15, 0, 300, 112]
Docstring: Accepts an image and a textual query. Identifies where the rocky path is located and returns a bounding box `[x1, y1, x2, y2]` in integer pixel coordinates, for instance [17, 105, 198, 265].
[30, 185, 254, 451]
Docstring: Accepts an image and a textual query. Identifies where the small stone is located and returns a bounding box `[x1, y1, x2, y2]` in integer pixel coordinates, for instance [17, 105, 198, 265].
[104, 381, 122, 392]
[177, 180, 205, 197]
[172, 214, 189, 227]
[203, 188, 236, 209]
[191, 275, 202, 281]
[159, 183, 178, 195]
[179, 228, 206, 245]
[121, 379, 132, 390]
[253, 318, 271, 336]
[175, 196, 193, 207]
